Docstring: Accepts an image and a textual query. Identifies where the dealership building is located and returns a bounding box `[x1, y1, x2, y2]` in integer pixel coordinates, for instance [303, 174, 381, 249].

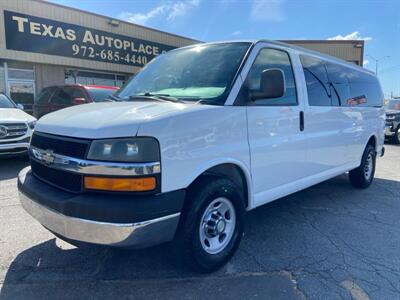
[0, 0, 365, 114]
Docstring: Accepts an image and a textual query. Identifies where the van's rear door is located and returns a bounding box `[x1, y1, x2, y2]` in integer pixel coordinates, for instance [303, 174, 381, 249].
[300, 56, 355, 173]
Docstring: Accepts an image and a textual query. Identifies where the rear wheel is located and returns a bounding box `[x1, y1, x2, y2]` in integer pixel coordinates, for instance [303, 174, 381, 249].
[178, 177, 245, 273]
[349, 144, 376, 189]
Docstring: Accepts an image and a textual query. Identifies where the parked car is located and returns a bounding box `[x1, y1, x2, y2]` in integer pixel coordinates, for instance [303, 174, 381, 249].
[385, 99, 400, 143]
[18, 40, 385, 272]
[0, 93, 36, 157]
[33, 84, 119, 118]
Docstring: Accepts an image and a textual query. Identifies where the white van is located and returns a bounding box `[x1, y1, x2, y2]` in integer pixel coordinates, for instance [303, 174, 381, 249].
[18, 40, 385, 272]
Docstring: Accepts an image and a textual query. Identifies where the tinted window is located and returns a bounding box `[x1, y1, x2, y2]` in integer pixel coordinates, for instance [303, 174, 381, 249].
[349, 71, 382, 107]
[243, 48, 297, 106]
[325, 62, 382, 107]
[0, 94, 16, 108]
[36, 87, 56, 104]
[325, 63, 351, 106]
[87, 88, 116, 102]
[51, 87, 86, 105]
[325, 63, 350, 84]
[331, 83, 351, 106]
[300, 55, 331, 106]
[348, 82, 383, 107]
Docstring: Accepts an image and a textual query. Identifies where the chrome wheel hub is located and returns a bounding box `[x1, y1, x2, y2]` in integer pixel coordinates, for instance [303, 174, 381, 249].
[199, 197, 236, 254]
[364, 153, 373, 180]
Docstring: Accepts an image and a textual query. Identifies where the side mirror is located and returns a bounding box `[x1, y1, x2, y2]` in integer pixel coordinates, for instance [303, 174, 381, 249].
[17, 104, 24, 110]
[72, 97, 86, 105]
[251, 69, 285, 101]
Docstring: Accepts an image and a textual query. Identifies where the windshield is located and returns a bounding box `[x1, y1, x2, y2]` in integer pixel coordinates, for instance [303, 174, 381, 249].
[386, 100, 400, 111]
[116, 42, 251, 104]
[88, 88, 118, 102]
[0, 94, 16, 108]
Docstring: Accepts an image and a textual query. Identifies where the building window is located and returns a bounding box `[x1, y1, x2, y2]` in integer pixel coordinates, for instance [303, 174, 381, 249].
[3, 61, 36, 115]
[8, 68, 35, 81]
[0, 63, 5, 94]
[65, 70, 127, 87]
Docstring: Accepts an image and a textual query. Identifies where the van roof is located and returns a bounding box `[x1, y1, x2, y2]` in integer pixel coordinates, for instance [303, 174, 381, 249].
[180, 39, 374, 76]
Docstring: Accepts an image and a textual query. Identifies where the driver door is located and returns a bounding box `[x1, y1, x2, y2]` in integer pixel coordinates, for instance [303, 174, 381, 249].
[241, 47, 308, 207]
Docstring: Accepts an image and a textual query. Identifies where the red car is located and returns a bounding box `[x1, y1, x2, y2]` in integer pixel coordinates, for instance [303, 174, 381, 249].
[33, 84, 119, 119]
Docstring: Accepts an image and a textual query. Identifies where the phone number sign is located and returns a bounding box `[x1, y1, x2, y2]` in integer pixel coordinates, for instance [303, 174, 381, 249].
[4, 10, 176, 67]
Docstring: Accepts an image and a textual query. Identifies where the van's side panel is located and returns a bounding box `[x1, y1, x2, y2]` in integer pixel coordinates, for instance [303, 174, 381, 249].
[137, 106, 252, 202]
[298, 52, 385, 174]
[350, 106, 385, 163]
[304, 106, 356, 174]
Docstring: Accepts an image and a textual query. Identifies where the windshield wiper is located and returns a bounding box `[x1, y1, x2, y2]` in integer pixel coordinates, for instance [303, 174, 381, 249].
[194, 99, 222, 105]
[107, 94, 122, 101]
[128, 92, 185, 103]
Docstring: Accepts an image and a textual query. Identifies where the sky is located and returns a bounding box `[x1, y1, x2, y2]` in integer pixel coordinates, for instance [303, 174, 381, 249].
[49, 0, 400, 98]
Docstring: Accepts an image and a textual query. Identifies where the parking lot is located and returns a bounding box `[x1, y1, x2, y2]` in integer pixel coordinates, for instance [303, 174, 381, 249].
[0, 144, 398, 299]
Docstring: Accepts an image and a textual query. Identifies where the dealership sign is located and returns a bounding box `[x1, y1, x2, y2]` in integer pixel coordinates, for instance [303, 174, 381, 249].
[4, 10, 176, 67]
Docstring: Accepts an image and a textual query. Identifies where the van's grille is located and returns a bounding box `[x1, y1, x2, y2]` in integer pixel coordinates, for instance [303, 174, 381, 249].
[31, 160, 83, 193]
[31, 132, 90, 159]
[0, 123, 27, 140]
[30, 132, 90, 193]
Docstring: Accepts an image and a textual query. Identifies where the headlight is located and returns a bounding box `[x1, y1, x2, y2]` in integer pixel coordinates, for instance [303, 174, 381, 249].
[28, 120, 37, 129]
[87, 137, 160, 162]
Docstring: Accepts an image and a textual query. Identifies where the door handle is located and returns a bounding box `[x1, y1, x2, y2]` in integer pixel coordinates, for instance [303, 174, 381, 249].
[299, 111, 304, 131]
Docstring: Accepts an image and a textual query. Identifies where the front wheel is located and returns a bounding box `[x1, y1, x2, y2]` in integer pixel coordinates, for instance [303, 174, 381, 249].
[349, 144, 376, 189]
[178, 177, 245, 273]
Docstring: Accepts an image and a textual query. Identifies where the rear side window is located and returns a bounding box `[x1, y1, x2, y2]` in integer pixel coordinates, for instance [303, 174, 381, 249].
[347, 71, 383, 107]
[243, 48, 297, 106]
[300, 55, 331, 106]
[302, 56, 383, 108]
[325, 62, 351, 106]
[87, 88, 116, 102]
[36, 87, 56, 104]
[51, 87, 87, 105]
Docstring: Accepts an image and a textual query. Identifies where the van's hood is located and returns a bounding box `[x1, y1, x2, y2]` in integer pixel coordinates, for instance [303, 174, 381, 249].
[36, 101, 209, 139]
[0, 108, 35, 122]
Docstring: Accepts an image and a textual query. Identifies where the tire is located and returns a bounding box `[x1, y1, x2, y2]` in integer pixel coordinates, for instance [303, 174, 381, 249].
[392, 126, 400, 144]
[349, 144, 376, 189]
[177, 177, 245, 273]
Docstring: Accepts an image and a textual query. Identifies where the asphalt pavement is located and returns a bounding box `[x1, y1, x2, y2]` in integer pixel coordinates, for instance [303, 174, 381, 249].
[0, 144, 399, 299]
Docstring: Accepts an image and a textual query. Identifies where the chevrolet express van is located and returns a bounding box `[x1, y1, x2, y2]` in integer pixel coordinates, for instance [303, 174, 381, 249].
[18, 40, 385, 272]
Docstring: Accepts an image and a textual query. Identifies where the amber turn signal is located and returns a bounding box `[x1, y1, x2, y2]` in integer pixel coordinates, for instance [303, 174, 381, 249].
[84, 176, 156, 192]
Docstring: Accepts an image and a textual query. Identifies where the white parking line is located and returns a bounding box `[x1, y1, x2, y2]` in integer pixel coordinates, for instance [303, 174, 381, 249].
[341, 280, 370, 300]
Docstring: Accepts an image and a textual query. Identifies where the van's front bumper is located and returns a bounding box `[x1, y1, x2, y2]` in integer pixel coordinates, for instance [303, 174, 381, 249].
[18, 167, 185, 248]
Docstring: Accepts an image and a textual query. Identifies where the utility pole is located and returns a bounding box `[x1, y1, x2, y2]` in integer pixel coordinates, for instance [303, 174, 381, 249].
[367, 55, 390, 75]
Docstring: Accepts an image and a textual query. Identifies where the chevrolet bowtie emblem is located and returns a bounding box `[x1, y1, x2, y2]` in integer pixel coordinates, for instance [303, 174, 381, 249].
[42, 150, 55, 165]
